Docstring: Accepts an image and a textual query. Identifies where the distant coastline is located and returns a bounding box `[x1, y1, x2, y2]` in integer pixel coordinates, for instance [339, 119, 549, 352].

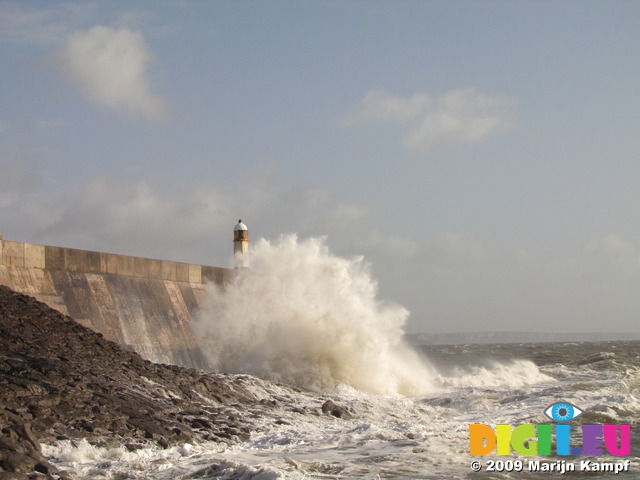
[407, 331, 640, 345]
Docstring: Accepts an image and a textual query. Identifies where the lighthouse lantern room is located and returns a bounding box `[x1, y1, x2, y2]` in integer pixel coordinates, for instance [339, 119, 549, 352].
[233, 219, 249, 269]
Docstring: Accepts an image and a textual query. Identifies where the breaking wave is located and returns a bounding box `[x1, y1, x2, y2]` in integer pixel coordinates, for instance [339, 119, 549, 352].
[435, 359, 554, 389]
[194, 234, 436, 395]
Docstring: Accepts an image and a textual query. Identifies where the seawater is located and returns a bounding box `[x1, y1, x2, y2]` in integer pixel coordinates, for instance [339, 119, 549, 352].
[44, 341, 640, 479]
[42, 237, 640, 478]
[193, 234, 435, 396]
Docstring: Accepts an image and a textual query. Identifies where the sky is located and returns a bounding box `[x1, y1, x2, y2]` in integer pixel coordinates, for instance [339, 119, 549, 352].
[1, 0, 639, 335]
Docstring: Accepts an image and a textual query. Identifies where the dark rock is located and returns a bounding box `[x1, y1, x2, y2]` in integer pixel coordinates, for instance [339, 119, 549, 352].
[34, 459, 60, 476]
[124, 443, 146, 452]
[321, 400, 353, 420]
[0, 452, 37, 473]
[0, 472, 30, 480]
[0, 285, 289, 479]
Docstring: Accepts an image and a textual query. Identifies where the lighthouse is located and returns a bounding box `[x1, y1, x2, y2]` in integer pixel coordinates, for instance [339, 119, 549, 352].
[233, 219, 249, 269]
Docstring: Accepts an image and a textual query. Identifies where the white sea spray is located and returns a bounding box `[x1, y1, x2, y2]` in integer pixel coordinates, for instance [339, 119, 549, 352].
[194, 234, 436, 395]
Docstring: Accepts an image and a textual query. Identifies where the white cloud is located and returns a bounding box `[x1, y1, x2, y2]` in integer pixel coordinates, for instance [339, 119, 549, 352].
[584, 234, 640, 271]
[33, 176, 233, 262]
[53, 25, 168, 123]
[0, 171, 375, 268]
[0, 2, 95, 46]
[343, 88, 516, 155]
[341, 89, 430, 126]
[585, 234, 635, 257]
[403, 89, 516, 154]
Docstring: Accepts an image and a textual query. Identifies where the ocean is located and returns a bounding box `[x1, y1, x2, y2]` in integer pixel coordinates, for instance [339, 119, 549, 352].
[42, 340, 640, 479]
[37, 236, 640, 479]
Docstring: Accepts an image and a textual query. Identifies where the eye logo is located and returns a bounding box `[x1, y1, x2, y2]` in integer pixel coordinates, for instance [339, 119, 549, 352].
[544, 402, 583, 422]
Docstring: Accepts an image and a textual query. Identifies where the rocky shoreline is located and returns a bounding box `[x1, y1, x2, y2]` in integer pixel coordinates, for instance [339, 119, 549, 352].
[0, 285, 317, 479]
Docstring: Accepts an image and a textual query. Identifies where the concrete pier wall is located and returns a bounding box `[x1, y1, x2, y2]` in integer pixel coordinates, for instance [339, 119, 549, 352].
[0, 235, 232, 369]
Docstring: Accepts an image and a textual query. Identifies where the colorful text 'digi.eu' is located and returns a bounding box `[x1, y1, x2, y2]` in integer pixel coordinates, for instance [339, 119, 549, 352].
[469, 402, 630, 457]
[469, 423, 631, 456]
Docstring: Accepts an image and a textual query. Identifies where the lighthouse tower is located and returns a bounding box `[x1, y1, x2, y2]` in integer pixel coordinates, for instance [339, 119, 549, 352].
[233, 219, 249, 269]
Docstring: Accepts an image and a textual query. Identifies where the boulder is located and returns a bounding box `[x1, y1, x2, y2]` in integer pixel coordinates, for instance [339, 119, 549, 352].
[321, 400, 353, 420]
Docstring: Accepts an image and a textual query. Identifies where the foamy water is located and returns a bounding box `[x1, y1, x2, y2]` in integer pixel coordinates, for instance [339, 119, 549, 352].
[43, 341, 640, 479]
[194, 234, 435, 396]
[41, 237, 640, 479]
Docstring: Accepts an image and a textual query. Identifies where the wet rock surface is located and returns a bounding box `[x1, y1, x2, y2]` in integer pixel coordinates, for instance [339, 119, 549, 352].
[321, 400, 353, 420]
[0, 286, 274, 479]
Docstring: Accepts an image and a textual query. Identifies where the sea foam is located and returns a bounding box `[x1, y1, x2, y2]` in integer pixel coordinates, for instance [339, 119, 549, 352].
[435, 359, 555, 389]
[194, 234, 436, 396]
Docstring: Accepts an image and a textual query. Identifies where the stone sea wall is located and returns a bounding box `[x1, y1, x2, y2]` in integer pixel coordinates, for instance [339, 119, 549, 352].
[0, 235, 233, 369]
